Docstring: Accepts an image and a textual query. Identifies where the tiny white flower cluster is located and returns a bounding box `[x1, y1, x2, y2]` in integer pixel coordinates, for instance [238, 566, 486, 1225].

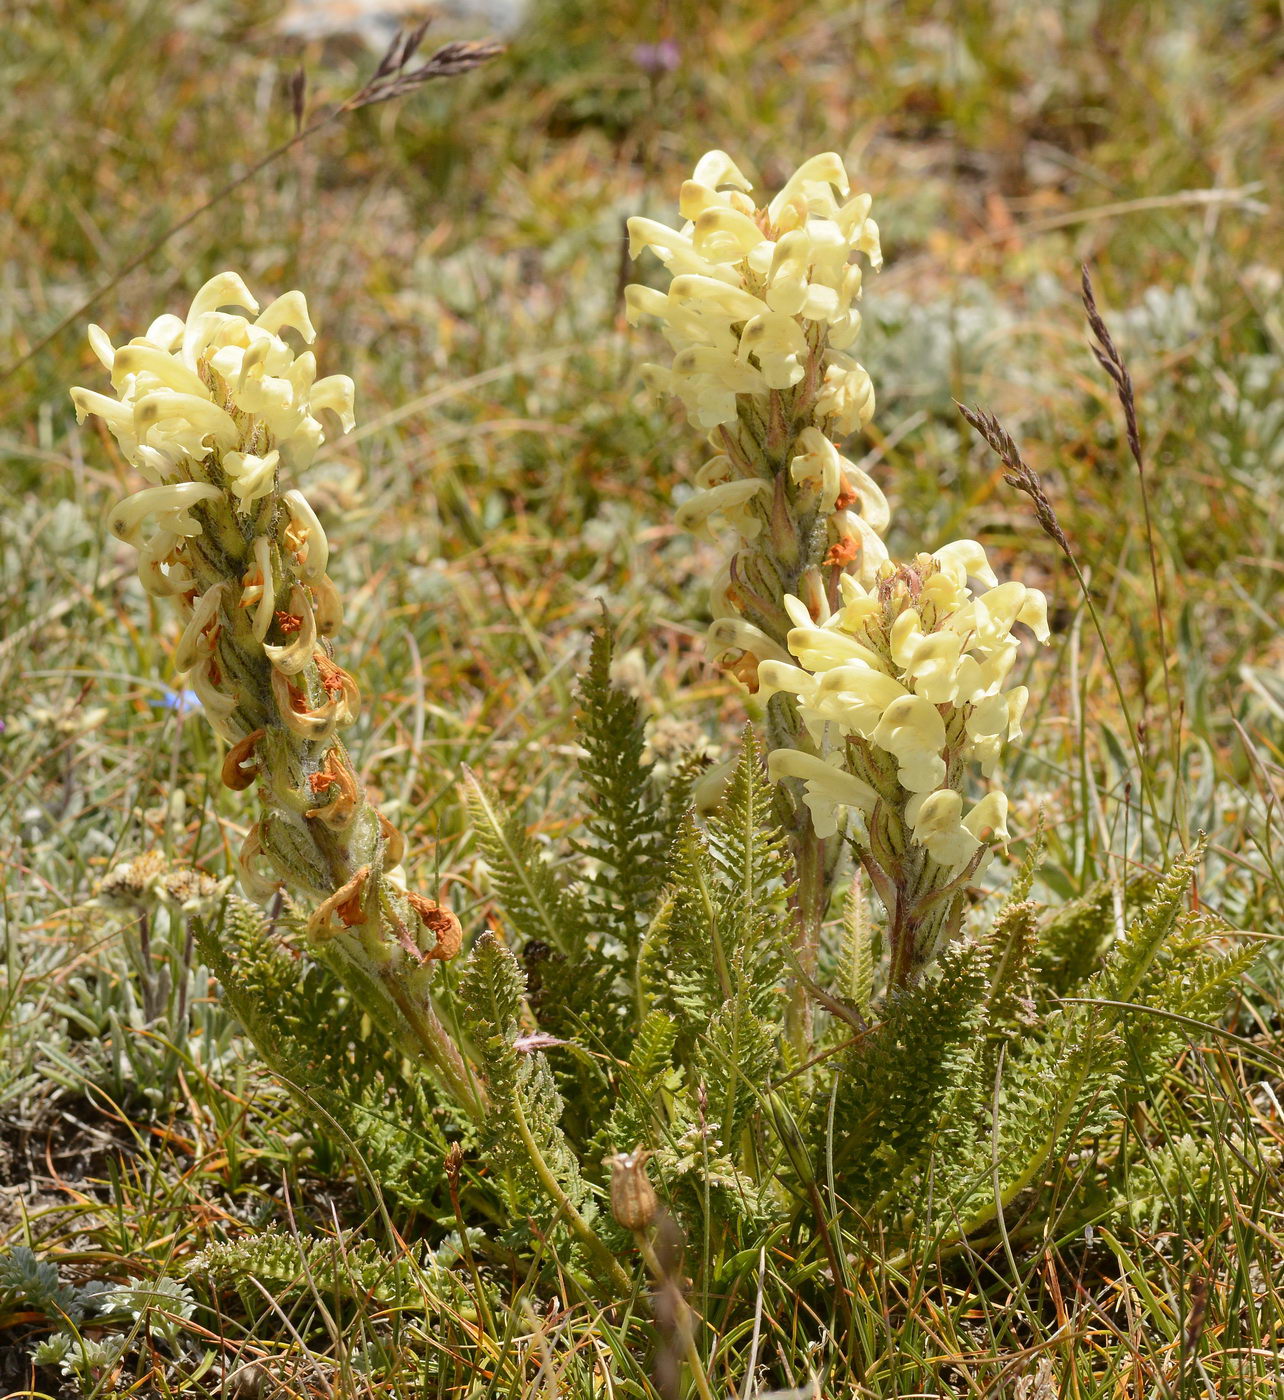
[626, 150, 881, 434]
[72, 272, 355, 744]
[762, 540, 1050, 874]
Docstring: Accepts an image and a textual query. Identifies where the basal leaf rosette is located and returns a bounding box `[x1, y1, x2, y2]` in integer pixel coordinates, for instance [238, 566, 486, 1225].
[627, 151, 889, 692]
[760, 540, 1050, 981]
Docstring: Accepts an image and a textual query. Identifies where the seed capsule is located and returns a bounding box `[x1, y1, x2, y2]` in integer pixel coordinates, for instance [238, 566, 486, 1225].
[609, 1149, 659, 1232]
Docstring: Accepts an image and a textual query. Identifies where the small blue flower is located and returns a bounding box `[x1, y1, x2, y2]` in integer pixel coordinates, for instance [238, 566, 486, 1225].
[151, 688, 203, 715]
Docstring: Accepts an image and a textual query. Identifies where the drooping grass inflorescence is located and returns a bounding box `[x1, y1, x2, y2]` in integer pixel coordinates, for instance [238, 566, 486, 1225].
[72, 273, 481, 1114]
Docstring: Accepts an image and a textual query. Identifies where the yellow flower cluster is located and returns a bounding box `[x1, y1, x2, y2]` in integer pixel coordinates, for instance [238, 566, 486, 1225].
[73, 271, 353, 491]
[626, 150, 880, 435]
[762, 540, 1049, 875]
[72, 273, 353, 745]
[627, 151, 890, 691]
[72, 273, 462, 976]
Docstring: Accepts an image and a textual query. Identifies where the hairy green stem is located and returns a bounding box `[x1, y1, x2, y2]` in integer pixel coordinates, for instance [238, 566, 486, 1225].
[511, 1079, 634, 1297]
[785, 825, 832, 1045]
[633, 1231, 718, 1400]
[385, 977, 488, 1121]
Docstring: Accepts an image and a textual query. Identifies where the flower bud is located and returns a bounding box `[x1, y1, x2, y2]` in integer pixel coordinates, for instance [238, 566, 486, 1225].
[765, 1091, 814, 1187]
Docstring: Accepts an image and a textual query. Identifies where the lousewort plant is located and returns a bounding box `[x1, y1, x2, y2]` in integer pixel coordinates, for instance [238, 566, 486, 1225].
[72, 274, 480, 1114]
[72, 162, 1251, 1379]
[626, 151, 889, 1005]
[627, 151, 1048, 991]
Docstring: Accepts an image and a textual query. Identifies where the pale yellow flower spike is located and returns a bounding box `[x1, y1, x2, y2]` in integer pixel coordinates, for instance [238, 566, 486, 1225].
[74, 272, 483, 1117]
[763, 541, 1050, 982]
[627, 154, 1055, 998]
[628, 149, 888, 700]
[628, 152, 892, 1018]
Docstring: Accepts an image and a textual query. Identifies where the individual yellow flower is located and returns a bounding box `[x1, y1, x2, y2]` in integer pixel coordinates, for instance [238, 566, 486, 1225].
[767, 749, 877, 840]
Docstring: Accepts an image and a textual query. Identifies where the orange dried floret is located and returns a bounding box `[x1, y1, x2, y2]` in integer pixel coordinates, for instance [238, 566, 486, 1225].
[407, 893, 463, 961]
[833, 480, 860, 511]
[307, 866, 371, 938]
[305, 746, 359, 827]
[221, 728, 266, 791]
[824, 536, 860, 568]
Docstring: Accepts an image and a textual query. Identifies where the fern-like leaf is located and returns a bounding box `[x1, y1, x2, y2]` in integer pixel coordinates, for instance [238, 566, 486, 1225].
[834, 939, 988, 1205]
[656, 812, 728, 1028]
[969, 1005, 1123, 1234]
[464, 767, 586, 955]
[705, 727, 793, 931]
[459, 932, 590, 1225]
[1171, 938, 1259, 1020]
[698, 995, 777, 1145]
[704, 729, 793, 1022]
[1097, 840, 1204, 1005]
[593, 1009, 680, 1159]
[981, 899, 1040, 1044]
[194, 1229, 447, 1307]
[573, 620, 666, 953]
[193, 894, 454, 1208]
[835, 875, 875, 1017]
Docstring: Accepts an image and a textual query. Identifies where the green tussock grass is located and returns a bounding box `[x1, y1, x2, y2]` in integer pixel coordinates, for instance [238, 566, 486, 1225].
[2, 0, 1283, 1394]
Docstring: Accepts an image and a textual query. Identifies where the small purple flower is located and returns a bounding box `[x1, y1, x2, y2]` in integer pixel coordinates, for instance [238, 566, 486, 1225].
[632, 40, 679, 74]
